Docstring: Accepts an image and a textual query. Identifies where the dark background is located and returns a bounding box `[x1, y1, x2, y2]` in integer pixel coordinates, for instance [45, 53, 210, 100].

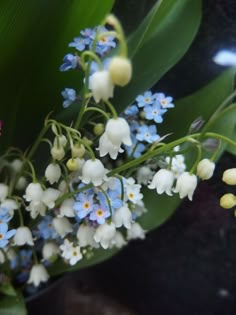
[27, 1, 236, 314]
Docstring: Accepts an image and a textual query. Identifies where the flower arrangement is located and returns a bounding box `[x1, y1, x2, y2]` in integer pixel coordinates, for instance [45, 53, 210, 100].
[0, 1, 236, 313]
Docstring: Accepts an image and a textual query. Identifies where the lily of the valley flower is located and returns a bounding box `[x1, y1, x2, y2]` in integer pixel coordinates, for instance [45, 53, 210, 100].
[98, 132, 124, 160]
[222, 168, 236, 185]
[0, 184, 8, 201]
[127, 222, 145, 240]
[148, 169, 175, 196]
[90, 70, 114, 103]
[45, 163, 61, 184]
[105, 117, 132, 147]
[173, 172, 197, 201]
[76, 224, 99, 248]
[81, 158, 108, 186]
[113, 204, 133, 229]
[24, 183, 43, 202]
[94, 222, 116, 249]
[52, 217, 73, 238]
[28, 264, 49, 287]
[14, 226, 34, 246]
[42, 242, 60, 261]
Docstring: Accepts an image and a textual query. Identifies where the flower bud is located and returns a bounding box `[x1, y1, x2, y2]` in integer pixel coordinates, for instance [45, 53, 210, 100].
[51, 146, 65, 161]
[197, 159, 215, 180]
[10, 159, 23, 173]
[66, 158, 80, 171]
[71, 144, 86, 158]
[16, 176, 28, 190]
[53, 135, 67, 147]
[108, 56, 132, 86]
[90, 70, 114, 103]
[173, 172, 197, 201]
[93, 123, 104, 136]
[222, 168, 236, 185]
[220, 193, 236, 209]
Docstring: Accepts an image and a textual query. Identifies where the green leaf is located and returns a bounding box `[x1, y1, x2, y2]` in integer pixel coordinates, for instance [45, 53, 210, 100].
[0, 291, 27, 315]
[160, 68, 236, 141]
[0, 0, 114, 152]
[49, 247, 118, 276]
[0, 282, 16, 297]
[114, 0, 202, 111]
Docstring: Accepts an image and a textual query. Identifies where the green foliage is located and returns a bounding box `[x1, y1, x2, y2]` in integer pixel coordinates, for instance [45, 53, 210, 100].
[0, 0, 114, 152]
[0, 291, 27, 315]
[114, 0, 202, 111]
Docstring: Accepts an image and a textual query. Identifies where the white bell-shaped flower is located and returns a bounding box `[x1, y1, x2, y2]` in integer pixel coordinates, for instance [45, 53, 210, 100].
[90, 70, 114, 103]
[42, 242, 60, 261]
[81, 158, 108, 186]
[148, 169, 175, 196]
[26, 200, 46, 219]
[109, 231, 127, 249]
[45, 163, 61, 184]
[173, 171, 197, 201]
[52, 217, 73, 238]
[53, 135, 67, 147]
[42, 188, 61, 209]
[59, 198, 75, 218]
[98, 132, 124, 160]
[0, 183, 8, 201]
[127, 222, 145, 240]
[105, 117, 132, 147]
[137, 166, 154, 185]
[24, 183, 43, 202]
[28, 264, 49, 287]
[1, 199, 18, 214]
[113, 204, 133, 229]
[10, 159, 23, 173]
[14, 226, 34, 246]
[197, 158, 215, 180]
[16, 176, 28, 191]
[94, 222, 116, 249]
[76, 224, 99, 248]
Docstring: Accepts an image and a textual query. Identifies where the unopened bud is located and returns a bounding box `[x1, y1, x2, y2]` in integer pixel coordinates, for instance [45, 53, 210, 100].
[66, 158, 80, 171]
[94, 123, 104, 136]
[220, 193, 236, 209]
[51, 146, 65, 161]
[108, 57, 132, 86]
[71, 143, 86, 158]
[189, 116, 204, 133]
[222, 168, 236, 185]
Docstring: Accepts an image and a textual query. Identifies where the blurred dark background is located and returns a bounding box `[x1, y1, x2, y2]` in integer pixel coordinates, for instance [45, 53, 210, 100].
[27, 1, 236, 314]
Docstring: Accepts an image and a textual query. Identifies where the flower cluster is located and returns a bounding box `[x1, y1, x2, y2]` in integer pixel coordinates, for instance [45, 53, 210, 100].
[0, 15, 231, 295]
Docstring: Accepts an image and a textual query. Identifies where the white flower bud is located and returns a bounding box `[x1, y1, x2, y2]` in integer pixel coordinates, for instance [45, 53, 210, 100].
[127, 222, 145, 240]
[45, 163, 61, 184]
[28, 264, 49, 287]
[24, 183, 43, 202]
[26, 200, 46, 219]
[173, 172, 197, 201]
[105, 118, 132, 147]
[94, 222, 116, 249]
[42, 242, 60, 261]
[14, 226, 34, 246]
[50, 146, 65, 161]
[222, 168, 236, 185]
[108, 56, 132, 86]
[66, 158, 81, 171]
[93, 123, 104, 136]
[148, 169, 175, 196]
[16, 176, 28, 190]
[52, 217, 73, 237]
[197, 158, 215, 180]
[90, 70, 114, 103]
[10, 159, 23, 173]
[71, 144, 86, 158]
[76, 224, 99, 248]
[81, 158, 108, 186]
[53, 135, 67, 147]
[0, 183, 8, 201]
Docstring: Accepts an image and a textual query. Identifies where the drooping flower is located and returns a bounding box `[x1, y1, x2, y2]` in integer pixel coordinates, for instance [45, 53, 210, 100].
[93, 222, 116, 249]
[90, 70, 114, 103]
[28, 264, 49, 287]
[108, 56, 132, 86]
[113, 204, 133, 229]
[173, 172, 198, 201]
[42, 242, 60, 261]
[13, 227, 34, 246]
[45, 163, 61, 185]
[76, 224, 99, 248]
[81, 159, 108, 186]
[127, 222, 145, 240]
[148, 169, 175, 196]
[52, 217, 73, 238]
[24, 183, 43, 202]
[98, 132, 124, 160]
[105, 117, 132, 147]
[222, 168, 236, 185]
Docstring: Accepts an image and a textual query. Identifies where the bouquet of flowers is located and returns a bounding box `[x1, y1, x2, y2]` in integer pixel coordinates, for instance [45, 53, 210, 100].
[0, 1, 236, 313]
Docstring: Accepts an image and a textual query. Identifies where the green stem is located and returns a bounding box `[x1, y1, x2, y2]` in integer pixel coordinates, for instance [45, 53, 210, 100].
[103, 100, 118, 118]
[190, 145, 202, 174]
[84, 107, 110, 120]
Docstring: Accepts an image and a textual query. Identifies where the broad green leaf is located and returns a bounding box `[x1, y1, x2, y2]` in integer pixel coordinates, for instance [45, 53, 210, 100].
[0, 0, 114, 152]
[159, 68, 236, 141]
[0, 291, 26, 315]
[114, 0, 202, 111]
[49, 247, 118, 276]
[0, 282, 16, 297]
